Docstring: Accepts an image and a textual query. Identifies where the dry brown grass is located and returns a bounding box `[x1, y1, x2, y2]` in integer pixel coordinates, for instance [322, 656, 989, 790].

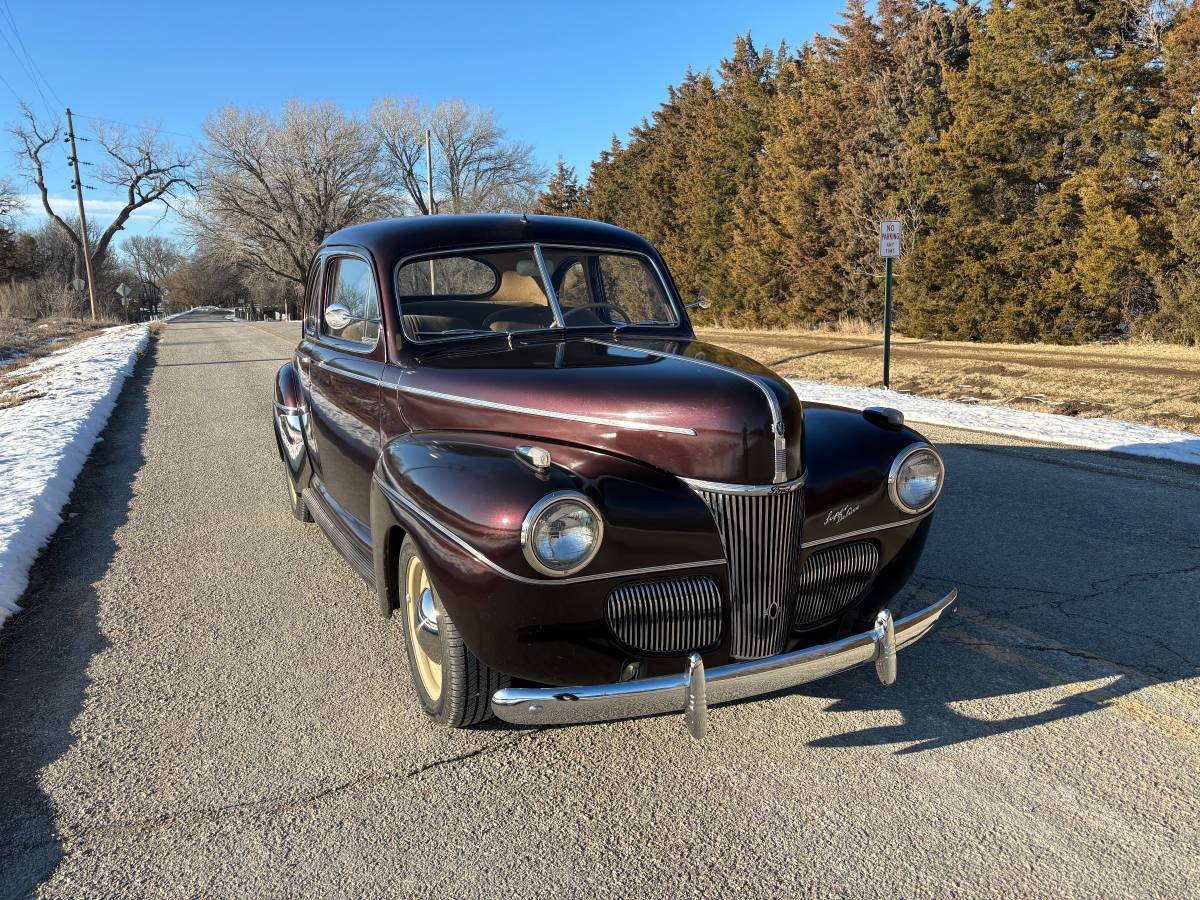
[0, 317, 118, 375]
[698, 328, 1200, 434]
[0, 317, 123, 409]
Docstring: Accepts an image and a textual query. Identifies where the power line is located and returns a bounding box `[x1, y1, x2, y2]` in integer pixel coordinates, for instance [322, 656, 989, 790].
[0, 0, 61, 107]
[0, 14, 52, 119]
[72, 111, 203, 143]
[0, 68, 21, 103]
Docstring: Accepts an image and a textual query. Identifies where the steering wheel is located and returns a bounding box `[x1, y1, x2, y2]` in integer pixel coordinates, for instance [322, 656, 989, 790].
[561, 303, 634, 325]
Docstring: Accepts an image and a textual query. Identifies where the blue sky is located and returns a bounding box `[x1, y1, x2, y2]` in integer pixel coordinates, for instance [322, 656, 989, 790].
[1, 0, 848, 242]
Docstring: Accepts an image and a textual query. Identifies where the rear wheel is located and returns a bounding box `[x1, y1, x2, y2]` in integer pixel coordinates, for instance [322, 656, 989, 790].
[399, 537, 508, 727]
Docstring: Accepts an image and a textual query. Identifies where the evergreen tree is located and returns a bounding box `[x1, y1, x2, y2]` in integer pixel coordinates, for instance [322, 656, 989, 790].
[534, 157, 586, 216]
[904, 0, 1168, 341]
[582, 0, 1194, 343]
[1150, 1, 1200, 343]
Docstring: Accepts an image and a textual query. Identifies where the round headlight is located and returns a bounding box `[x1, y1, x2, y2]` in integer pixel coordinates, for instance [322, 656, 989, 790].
[521, 492, 604, 577]
[888, 445, 944, 514]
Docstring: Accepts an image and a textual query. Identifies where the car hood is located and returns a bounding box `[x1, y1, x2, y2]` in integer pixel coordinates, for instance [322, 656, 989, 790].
[392, 335, 803, 485]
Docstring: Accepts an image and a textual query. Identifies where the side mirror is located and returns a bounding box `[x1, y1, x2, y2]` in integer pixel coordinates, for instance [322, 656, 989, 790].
[685, 292, 711, 311]
[324, 303, 354, 332]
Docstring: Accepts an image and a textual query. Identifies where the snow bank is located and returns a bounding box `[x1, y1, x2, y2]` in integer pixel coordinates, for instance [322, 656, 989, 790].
[789, 379, 1200, 467]
[0, 325, 150, 627]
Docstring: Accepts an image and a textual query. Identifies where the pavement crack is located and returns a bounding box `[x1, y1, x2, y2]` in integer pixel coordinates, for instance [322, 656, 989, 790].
[941, 632, 1165, 674]
[54, 729, 542, 850]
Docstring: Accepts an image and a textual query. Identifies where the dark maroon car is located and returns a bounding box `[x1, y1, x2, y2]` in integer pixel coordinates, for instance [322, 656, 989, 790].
[273, 214, 957, 738]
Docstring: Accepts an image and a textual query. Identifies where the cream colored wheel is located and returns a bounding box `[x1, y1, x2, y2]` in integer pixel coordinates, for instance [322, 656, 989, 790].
[404, 554, 443, 701]
[397, 537, 510, 727]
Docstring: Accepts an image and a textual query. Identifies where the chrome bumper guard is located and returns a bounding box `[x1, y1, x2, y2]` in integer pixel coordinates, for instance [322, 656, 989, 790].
[491, 588, 958, 739]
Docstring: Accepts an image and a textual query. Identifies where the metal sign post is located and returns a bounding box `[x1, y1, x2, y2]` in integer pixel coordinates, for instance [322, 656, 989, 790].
[879, 221, 902, 390]
[115, 282, 131, 320]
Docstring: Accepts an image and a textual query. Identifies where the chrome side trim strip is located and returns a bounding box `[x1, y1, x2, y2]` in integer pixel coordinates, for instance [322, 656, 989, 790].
[800, 511, 932, 549]
[583, 338, 788, 483]
[393, 382, 697, 436]
[373, 475, 725, 585]
[315, 360, 386, 386]
[682, 471, 806, 495]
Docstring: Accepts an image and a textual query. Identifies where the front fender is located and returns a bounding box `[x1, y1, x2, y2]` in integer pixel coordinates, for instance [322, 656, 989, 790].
[376, 431, 723, 579]
[369, 431, 727, 685]
[802, 404, 938, 542]
[800, 404, 941, 636]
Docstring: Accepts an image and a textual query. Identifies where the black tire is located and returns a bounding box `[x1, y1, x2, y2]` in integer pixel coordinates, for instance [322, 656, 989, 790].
[398, 537, 509, 727]
[282, 455, 312, 522]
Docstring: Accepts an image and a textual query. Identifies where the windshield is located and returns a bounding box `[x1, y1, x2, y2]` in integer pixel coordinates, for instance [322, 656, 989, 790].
[395, 245, 680, 343]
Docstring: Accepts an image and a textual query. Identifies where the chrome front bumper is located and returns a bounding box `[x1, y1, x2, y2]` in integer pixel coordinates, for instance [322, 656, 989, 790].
[491, 588, 958, 738]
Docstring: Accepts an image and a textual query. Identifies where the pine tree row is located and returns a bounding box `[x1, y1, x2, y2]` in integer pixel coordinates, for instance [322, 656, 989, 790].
[537, 0, 1200, 344]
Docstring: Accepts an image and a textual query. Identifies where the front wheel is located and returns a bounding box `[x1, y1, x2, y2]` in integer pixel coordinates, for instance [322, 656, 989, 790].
[399, 538, 509, 727]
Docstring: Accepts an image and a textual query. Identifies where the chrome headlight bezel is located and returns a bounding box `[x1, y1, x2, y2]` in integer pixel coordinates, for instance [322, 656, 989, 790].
[887, 443, 944, 515]
[520, 491, 604, 577]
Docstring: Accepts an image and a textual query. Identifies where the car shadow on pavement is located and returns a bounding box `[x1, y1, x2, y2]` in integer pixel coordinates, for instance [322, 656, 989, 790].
[0, 340, 156, 894]
[794, 441, 1200, 754]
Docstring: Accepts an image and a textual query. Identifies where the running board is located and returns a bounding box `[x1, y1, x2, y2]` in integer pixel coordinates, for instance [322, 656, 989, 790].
[303, 486, 376, 589]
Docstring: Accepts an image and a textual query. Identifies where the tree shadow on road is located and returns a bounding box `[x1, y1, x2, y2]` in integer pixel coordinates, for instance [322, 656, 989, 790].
[0, 341, 156, 896]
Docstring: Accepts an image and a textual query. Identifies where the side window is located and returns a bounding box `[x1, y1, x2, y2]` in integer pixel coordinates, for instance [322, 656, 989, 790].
[597, 255, 676, 324]
[322, 256, 380, 347]
[554, 259, 590, 311]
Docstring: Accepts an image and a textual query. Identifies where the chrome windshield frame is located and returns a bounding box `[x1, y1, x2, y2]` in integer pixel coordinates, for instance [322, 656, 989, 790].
[533, 243, 567, 328]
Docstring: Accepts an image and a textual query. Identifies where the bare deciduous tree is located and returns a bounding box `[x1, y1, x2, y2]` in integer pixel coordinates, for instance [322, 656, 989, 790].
[122, 234, 183, 291]
[190, 101, 393, 288]
[160, 252, 243, 312]
[370, 97, 546, 215]
[0, 176, 22, 227]
[431, 100, 545, 213]
[370, 97, 433, 214]
[11, 102, 193, 281]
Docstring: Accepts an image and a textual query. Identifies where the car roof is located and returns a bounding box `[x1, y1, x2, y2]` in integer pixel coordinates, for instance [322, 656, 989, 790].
[323, 214, 658, 263]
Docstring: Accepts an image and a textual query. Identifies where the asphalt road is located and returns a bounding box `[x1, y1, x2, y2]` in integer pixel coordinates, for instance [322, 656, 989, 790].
[2, 314, 1197, 898]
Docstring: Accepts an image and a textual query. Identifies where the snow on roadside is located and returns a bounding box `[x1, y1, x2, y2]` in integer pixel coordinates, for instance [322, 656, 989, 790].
[0, 324, 150, 627]
[789, 379, 1200, 467]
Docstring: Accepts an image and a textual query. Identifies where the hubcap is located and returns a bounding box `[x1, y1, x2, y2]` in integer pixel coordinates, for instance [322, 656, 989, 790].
[405, 556, 443, 700]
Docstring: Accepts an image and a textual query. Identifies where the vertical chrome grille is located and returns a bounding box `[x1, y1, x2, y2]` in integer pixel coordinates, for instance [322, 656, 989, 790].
[607, 576, 722, 654]
[693, 487, 804, 660]
[794, 541, 880, 627]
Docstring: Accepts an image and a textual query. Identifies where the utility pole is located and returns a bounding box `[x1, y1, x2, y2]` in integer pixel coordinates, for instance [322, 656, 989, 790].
[65, 108, 98, 321]
[425, 128, 434, 215]
[425, 128, 436, 295]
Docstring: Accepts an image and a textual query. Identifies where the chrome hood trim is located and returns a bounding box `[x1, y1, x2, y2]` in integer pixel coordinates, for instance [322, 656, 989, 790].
[394, 382, 697, 436]
[682, 472, 805, 495]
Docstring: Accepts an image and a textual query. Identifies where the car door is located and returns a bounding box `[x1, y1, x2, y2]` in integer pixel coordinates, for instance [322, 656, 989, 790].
[299, 250, 385, 533]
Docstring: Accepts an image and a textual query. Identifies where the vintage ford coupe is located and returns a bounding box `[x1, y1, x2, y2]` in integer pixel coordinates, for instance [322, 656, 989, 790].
[273, 215, 957, 738]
